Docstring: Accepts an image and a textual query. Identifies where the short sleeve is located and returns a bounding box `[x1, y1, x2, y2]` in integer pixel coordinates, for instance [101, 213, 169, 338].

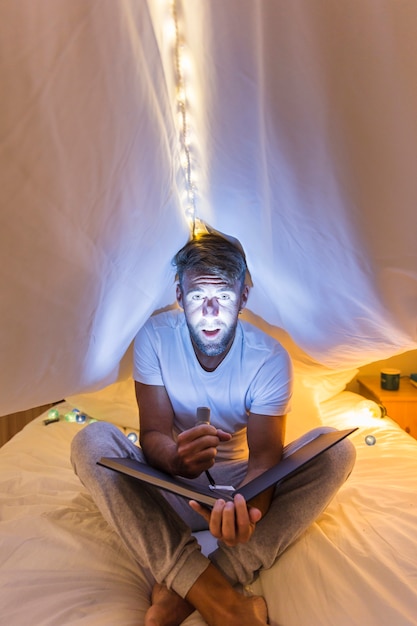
[248, 346, 293, 416]
[133, 321, 164, 386]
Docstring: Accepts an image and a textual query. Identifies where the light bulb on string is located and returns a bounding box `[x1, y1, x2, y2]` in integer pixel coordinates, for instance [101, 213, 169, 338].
[180, 151, 189, 170]
[176, 85, 186, 104]
[180, 55, 194, 86]
[163, 17, 177, 46]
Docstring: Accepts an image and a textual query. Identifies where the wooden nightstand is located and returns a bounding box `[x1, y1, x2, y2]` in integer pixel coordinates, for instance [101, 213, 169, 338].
[357, 375, 417, 439]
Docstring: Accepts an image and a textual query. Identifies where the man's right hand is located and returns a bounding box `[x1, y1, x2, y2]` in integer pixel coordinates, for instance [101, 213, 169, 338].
[189, 493, 262, 546]
[174, 424, 231, 478]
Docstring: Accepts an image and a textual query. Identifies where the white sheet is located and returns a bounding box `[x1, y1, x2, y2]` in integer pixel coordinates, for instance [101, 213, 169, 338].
[1, 0, 417, 415]
[1, 394, 417, 625]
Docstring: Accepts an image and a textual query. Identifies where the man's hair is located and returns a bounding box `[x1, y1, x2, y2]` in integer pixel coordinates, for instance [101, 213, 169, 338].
[173, 232, 249, 288]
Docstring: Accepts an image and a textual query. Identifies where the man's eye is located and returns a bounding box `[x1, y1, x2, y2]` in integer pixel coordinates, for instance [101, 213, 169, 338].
[191, 294, 204, 300]
[219, 294, 231, 300]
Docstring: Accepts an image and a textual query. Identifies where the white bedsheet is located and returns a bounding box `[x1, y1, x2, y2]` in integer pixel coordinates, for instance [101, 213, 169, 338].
[0, 394, 417, 625]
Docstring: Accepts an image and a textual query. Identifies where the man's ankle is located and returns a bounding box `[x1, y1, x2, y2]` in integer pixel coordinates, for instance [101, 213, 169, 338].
[185, 564, 268, 625]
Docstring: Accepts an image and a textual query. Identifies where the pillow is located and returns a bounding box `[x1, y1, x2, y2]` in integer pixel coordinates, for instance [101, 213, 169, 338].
[298, 367, 358, 403]
[66, 374, 322, 445]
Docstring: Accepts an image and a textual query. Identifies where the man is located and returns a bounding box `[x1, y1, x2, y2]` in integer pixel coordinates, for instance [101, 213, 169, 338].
[71, 232, 355, 626]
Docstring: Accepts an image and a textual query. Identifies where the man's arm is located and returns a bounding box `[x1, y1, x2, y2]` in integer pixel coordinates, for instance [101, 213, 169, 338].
[135, 381, 231, 478]
[135, 381, 178, 474]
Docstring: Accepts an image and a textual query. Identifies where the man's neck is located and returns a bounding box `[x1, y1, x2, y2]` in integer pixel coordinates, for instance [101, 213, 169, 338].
[191, 339, 234, 372]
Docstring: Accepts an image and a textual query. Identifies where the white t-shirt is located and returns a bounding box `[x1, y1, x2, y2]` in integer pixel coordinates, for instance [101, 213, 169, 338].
[133, 310, 292, 461]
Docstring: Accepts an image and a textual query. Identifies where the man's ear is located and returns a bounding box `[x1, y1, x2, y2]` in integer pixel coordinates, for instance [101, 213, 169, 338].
[240, 285, 250, 311]
[176, 284, 183, 309]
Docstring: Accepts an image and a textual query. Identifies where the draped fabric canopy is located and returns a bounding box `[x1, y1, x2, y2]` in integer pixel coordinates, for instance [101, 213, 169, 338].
[1, 0, 417, 415]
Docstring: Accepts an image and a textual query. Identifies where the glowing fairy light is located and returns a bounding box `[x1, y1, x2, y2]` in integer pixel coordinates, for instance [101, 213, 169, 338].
[163, 13, 177, 44]
[180, 151, 189, 170]
[176, 85, 186, 104]
[171, 0, 198, 235]
[179, 48, 193, 76]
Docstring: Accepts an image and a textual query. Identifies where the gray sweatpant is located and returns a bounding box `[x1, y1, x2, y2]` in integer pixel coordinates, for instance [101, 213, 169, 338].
[71, 422, 355, 598]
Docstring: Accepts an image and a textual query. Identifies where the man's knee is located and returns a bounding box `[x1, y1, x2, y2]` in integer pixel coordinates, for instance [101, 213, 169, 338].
[322, 436, 356, 485]
[70, 421, 123, 472]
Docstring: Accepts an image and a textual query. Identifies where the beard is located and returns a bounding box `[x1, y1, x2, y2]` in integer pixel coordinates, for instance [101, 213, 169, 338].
[186, 320, 238, 357]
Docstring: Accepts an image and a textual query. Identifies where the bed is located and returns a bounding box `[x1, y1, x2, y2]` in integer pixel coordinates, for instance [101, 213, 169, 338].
[1, 370, 417, 626]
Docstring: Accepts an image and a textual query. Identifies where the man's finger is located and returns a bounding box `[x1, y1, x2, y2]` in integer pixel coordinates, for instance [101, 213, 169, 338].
[188, 500, 211, 523]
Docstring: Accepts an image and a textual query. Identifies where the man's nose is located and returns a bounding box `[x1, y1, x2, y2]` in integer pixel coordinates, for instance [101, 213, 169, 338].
[202, 297, 219, 316]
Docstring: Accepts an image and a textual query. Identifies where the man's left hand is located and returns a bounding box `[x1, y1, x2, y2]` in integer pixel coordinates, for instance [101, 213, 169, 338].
[189, 494, 262, 546]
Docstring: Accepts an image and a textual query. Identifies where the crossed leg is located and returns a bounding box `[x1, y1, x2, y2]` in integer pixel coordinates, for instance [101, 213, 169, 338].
[145, 564, 268, 626]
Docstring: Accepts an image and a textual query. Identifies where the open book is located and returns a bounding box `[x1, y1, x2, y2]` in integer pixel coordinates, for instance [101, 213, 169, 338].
[98, 427, 357, 508]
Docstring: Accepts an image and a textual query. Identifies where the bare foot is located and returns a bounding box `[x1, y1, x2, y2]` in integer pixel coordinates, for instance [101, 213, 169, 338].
[234, 594, 269, 625]
[144, 583, 195, 626]
[210, 594, 268, 626]
[185, 564, 268, 626]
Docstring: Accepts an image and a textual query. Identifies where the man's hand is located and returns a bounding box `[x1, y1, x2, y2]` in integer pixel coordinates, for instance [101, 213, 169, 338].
[175, 424, 231, 478]
[189, 494, 262, 546]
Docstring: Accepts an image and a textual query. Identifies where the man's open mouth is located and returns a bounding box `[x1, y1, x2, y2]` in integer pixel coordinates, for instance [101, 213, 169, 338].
[202, 329, 221, 338]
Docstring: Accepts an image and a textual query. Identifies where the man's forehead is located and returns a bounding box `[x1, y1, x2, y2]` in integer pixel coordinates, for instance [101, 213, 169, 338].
[182, 272, 237, 289]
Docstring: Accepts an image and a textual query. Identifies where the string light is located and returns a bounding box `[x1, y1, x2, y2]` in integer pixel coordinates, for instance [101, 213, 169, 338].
[171, 0, 198, 236]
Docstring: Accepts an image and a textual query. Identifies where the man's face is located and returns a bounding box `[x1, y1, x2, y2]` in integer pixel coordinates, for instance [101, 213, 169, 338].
[176, 271, 249, 359]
